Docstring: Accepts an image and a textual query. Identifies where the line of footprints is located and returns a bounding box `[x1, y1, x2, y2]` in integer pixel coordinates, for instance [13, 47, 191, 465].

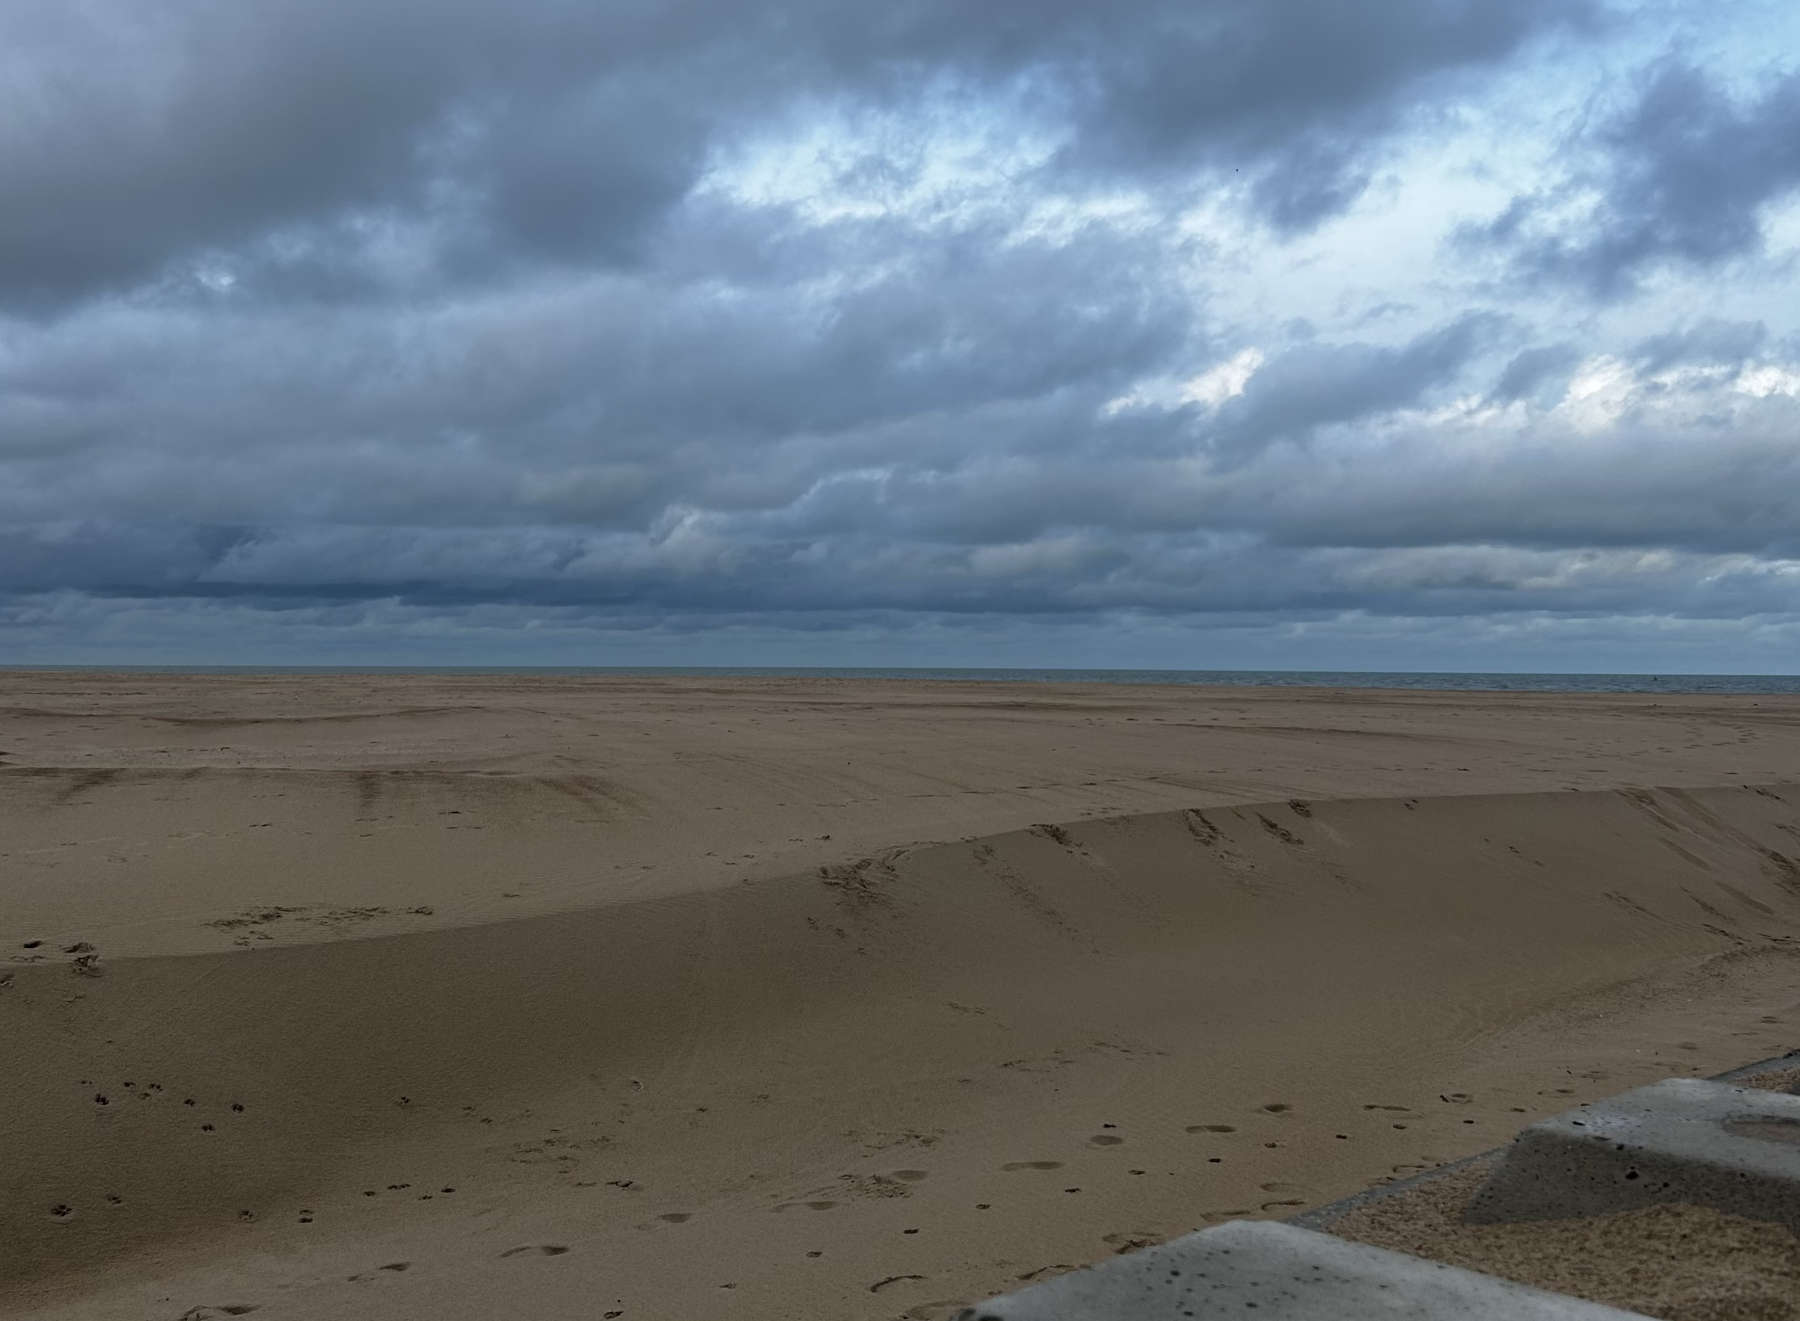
[147, 1091, 1511, 1318]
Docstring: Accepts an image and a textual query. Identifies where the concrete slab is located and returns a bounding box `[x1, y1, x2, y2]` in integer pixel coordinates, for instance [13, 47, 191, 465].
[1467, 1076, 1800, 1228]
[1291, 1048, 1800, 1234]
[952, 1220, 1648, 1319]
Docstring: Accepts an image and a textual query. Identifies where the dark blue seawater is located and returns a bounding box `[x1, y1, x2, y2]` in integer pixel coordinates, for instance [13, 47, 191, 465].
[12, 666, 1800, 694]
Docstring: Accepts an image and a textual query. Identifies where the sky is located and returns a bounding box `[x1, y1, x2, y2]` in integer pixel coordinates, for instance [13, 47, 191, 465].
[4, 0, 1800, 670]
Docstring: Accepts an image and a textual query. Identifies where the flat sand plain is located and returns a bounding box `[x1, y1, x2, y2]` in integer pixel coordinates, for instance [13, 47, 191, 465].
[4, 672, 1800, 1320]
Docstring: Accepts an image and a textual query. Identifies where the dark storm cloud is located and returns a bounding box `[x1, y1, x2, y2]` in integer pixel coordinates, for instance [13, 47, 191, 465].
[0, 215, 1191, 538]
[756, 387, 1800, 563]
[1489, 344, 1580, 404]
[7, 279, 1800, 627]
[1472, 61, 1800, 298]
[1233, 425, 1800, 558]
[1, 0, 478, 311]
[1040, 0, 1598, 230]
[1631, 319, 1767, 374]
[10, 358, 1798, 619]
[5, 0, 1800, 664]
[0, 0, 1590, 311]
[1205, 312, 1508, 460]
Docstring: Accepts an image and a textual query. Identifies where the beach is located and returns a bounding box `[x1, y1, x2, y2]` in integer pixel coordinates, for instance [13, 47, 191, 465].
[4, 672, 1800, 1320]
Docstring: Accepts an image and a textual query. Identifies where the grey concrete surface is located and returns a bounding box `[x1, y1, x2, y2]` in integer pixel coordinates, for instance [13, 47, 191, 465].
[952, 1220, 1650, 1319]
[1291, 1047, 1800, 1234]
[1467, 1076, 1800, 1228]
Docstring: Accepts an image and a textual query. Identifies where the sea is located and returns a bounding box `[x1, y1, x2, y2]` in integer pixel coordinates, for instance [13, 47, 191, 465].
[15, 666, 1800, 695]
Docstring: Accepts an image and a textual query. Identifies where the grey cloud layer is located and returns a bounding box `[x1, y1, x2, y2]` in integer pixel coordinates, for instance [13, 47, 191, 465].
[1472, 60, 1800, 296]
[2, 0, 1584, 307]
[3, 0, 1798, 660]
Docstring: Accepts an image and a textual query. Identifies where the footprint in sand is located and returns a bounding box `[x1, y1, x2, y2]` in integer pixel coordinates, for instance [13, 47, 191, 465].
[1089, 1134, 1124, 1146]
[894, 1169, 929, 1182]
[500, 1245, 569, 1258]
[1185, 1124, 1235, 1133]
[1103, 1231, 1160, 1253]
[348, 1263, 411, 1282]
[1001, 1160, 1063, 1171]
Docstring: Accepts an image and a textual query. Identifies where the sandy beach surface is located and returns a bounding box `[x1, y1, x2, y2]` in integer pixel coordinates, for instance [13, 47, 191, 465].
[4, 672, 1800, 1320]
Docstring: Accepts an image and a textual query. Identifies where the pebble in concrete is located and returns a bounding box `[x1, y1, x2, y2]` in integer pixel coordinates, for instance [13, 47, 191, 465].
[953, 1220, 1649, 1319]
[1467, 1077, 1800, 1229]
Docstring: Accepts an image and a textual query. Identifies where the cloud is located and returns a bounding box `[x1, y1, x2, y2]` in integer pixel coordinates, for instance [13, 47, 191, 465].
[1489, 344, 1580, 404]
[1470, 60, 1800, 298]
[9, 339, 1800, 621]
[1202, 312, 1508, 460]
[0, 0, 1590, 311]
[1045, 0, 1596, 229]
[1631, 318, 1766, 374]
[3, 0, 1799, 668]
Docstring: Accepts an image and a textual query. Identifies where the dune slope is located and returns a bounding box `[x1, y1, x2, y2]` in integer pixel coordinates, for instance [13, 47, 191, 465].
[6, 782, 1800, 1320]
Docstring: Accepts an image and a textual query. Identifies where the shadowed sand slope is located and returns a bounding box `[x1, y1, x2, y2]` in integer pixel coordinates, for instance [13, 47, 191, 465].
[6, 782, 1800, 1320]
[7, 672, 1800, 962]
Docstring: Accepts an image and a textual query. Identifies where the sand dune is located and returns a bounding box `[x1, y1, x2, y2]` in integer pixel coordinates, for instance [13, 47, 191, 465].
[5, 676, 1800, 1320]
[7, 672, 1800, 961]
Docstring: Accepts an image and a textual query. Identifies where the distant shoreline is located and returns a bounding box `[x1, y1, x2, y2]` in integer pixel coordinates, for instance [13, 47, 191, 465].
[4, 664, 1799, 695]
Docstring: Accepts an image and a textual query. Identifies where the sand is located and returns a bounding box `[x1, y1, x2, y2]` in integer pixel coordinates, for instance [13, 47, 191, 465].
[4, 673, 1800, 1320]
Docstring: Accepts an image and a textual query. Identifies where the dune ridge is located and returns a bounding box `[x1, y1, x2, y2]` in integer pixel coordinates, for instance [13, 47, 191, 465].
[7, 672, 1800, 967]
[8, 779, 1800, 1320]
